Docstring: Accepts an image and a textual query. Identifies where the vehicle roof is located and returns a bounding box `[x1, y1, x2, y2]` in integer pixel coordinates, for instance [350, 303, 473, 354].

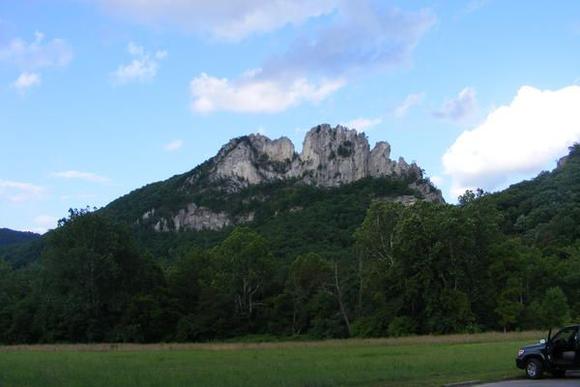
[554, 324, 580, 330]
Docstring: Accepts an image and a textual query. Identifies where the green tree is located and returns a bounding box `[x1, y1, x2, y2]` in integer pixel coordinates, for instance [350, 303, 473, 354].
[287, 253, 331, 335]
[542, 287, 571, 329]
[354, 202, 404, 316]
[212, 227, 274, 324]
[495, 277, 524, 332]
[40, 208, 164, 342]
[0, 259, 13, 342]
[387, 316, 416, 337]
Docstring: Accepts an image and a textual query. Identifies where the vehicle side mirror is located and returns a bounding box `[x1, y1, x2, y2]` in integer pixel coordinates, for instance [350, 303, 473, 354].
[540, 339, 546, 344]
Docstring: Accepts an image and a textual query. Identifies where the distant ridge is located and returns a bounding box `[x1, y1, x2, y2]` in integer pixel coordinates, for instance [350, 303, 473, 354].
[0, 228, 41, 247]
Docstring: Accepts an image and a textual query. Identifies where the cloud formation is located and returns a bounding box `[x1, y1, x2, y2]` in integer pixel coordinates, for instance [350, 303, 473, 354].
[164, 139, 184, 151]
[0, 32, 72, 69]
[429, 175, 444, 188]
[99, 0, 337, 41]
[33, 215, 58, 234]
[0, 32, 72, 89]
[394, 92, 425, 117]
[112, 42, 167, 84]
[264, 4, 435, 79]
[433, 87, 478, 122]
[344, 117, 382, 131]
[52, 170, 110, 183]
[12, 72, 41, 92]
[464, 0, 491, 14]
[190, 2, 435, 114]
[0, 179, 44, 203]
[191, 73, 345, 113]
[443, 85, 580, 198]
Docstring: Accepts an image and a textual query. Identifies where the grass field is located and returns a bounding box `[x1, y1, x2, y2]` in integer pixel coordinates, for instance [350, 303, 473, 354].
[0, 331, 544, 387]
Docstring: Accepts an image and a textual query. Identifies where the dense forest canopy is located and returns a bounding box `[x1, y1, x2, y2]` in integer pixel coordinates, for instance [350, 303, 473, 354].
[1, 145, 579, 343]
[0, 229, 40, 247]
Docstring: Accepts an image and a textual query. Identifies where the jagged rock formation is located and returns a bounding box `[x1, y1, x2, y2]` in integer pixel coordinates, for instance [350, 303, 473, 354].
[195, 124, 430, 188]
[557, 155, 569, 169]
[150, 205, 255, 232]
[134, 124, 443, 232]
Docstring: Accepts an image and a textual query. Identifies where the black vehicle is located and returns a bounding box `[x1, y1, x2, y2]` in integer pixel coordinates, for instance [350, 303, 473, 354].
[516, 324, 580, 379]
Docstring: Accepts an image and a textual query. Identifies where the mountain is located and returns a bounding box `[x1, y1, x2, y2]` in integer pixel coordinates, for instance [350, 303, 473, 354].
[487, 144, 580, 250]
[3, 129, 580, 343]
[0, 229, 40, 247]
[105, 124, 443, 235]
[0, 229, 42, 268]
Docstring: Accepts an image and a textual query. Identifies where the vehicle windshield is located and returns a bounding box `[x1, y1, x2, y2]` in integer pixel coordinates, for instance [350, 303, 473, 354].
[551, 327, 577, 344]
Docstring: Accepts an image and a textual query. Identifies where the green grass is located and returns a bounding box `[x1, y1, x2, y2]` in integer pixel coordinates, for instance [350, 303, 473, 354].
[0, 332, 542, 387]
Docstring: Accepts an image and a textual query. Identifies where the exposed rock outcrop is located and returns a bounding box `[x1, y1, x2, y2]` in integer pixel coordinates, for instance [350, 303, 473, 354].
[211, 134, 296, 186]
[204, 124, 430, 189]
[145, 123, 443, 232]
[557, 155, 569, 169]
[172, 204, 231, 231]
[151, 204, 254, 232]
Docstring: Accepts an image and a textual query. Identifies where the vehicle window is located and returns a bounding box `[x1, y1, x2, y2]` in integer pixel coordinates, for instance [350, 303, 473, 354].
[552, 327, 577, 343]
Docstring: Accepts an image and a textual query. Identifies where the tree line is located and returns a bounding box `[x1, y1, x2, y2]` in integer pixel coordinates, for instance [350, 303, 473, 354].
[1, 189, 578, 344]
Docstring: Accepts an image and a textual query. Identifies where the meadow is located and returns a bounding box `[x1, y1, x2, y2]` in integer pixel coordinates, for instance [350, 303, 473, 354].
[0, 331, 544, 387]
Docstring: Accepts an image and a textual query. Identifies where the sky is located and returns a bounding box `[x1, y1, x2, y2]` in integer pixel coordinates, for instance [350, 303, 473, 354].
[1, 0, 580, 233]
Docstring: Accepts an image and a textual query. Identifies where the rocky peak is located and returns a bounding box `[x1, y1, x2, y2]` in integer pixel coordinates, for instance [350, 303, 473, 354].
[152, 123, 444, 232]
[209, 134, 296, 188]
[298, 124, 369, 185]
[206, 123, 432, 191]
[249, 134, 295, 162]
[557, 155, 569, 169]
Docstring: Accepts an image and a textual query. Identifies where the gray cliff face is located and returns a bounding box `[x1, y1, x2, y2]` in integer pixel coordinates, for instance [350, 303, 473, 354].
[151, 204, 254, 232]
[146, 124, 444, 232]
[557, 155, 569, 169]
[207, 124, 426, 188]
[172, 204, 232, 232]
[211, 134, 296, 187]
[296, 125, 370, 185]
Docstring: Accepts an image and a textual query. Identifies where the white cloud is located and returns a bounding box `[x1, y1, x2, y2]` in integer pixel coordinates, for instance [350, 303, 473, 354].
[191, 73, 345, 113]
[59, 193, 97, 201]
[433, 87, 478, 122]
[0, 32, 71, 90]
[52, 170, 110, 183]
[344, 117, 382, 131]
[33, 215, 58, 233]
[443, 85, 580, 198]
[164, 139, 183, 151]
[464, 0, 491, 14]
[112, 42, 167, 84]
[265, 4, 435, 79]
[99, 0, 337, 41]
[429, 175, 444, 187]
[0, 180, 44, 203]
[394, 92, 425, 117]
[0, 31, 72, 69]
[12, 72, 41, 92]
[189, 2, 434, 114]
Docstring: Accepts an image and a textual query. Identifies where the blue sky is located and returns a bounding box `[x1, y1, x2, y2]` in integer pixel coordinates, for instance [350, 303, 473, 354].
[1, 0, 580, 233]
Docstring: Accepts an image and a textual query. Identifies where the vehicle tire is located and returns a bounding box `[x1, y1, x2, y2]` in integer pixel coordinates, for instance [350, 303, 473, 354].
[525, 358, 544, 379]
[551, 369, 566, 378]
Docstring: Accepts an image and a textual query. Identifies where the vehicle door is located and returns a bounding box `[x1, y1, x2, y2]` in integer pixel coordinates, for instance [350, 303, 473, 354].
[575, 328, 580, 369]
[548, 326, 578, 368]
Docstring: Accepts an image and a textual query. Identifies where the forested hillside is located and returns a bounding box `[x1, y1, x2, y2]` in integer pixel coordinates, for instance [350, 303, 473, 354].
[0, 229, 40, 247]
[489, 143, 580, 250]
[0, 229, 42, 268]
[123, 176, 417, 263]
[1, 145, 579, 344]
